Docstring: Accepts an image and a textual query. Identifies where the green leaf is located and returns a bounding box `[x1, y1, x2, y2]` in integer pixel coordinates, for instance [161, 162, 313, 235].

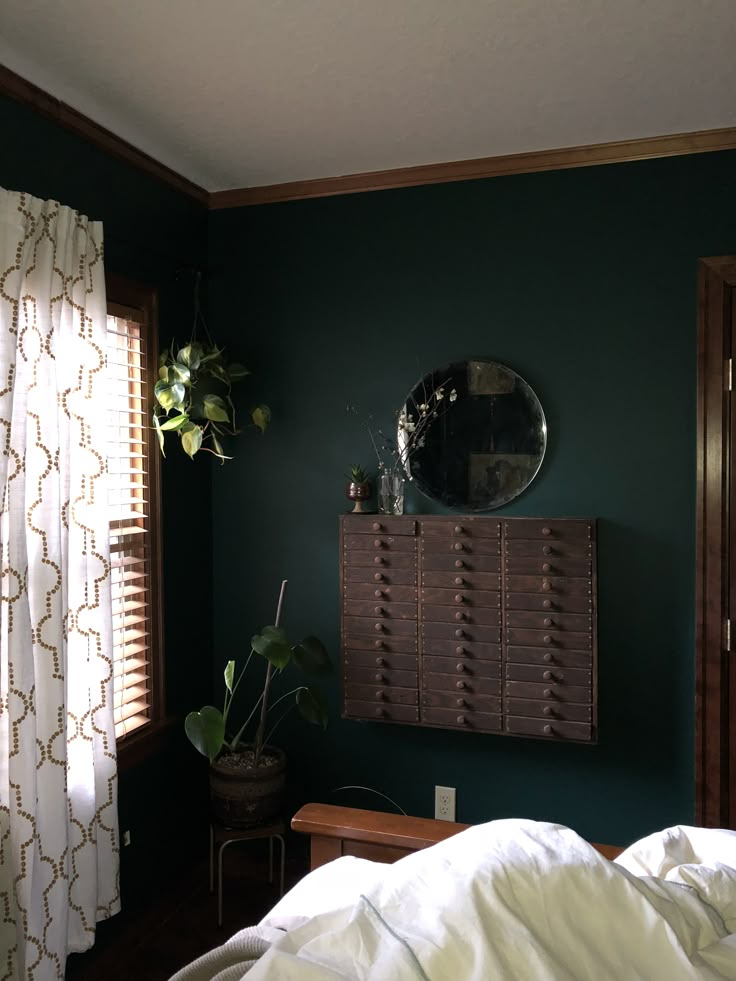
[154, 379, 185, 411]
[252, 625, 291, 669]
[185, 706, 225, 761]
[228, 363, 250, 380]
[223, 660, 235, 693]
[181, 424, 203, 458]
[199, 346, 224, 364]
[152, 413, 166, 456]
[211, 434, 232, 463]
[159, 413, 189, 431]
[292, 636, 332, 676]
[177, 343, 202, 371]
[252, 404, 271, 433]
[207, 361, 229, 383]
[203, 394, 230, 423]
[168, 363, 191, 386]
[296, 687, 329, 730]
[158, 365, 169, 381]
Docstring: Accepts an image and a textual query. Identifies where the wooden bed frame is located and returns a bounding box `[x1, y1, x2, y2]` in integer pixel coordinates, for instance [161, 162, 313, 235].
[292, 803, 625, 870]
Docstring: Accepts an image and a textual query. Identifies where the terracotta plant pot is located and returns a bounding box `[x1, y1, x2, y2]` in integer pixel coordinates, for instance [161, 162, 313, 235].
[346, 480, 371, 512]
[209, 744, 286, 828]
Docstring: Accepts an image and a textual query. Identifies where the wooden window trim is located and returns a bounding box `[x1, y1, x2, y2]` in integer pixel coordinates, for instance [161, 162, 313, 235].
[106, 272, 167, 770]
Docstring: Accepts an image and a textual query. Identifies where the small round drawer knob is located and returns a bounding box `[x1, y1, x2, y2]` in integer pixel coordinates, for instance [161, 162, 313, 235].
[455, 646, 465, 655]
[374, 639, 384, 648]
[542, 527, 552, 536]
[375, 690, 385, 701]
[456, 680, 466, 690]
[376, 656, 386, 666]
[375, 606, 384, 615]
[457, 715, 466, 725]
[543, 724, 553, 735]
[455, 594, 464, 604]
[457, 698, 466, 708]
[543, 652, 554, 663]
[455, 628, 465, 638]
[543, 635, 553, 645]
[374, 623, 384, 632]
[374, 556, 383, 565]
[542, 579, 551, 592]
[454, 542, 464, 552]
[456, 663, 466, 673]
[455, 559, 465, 569]
[455, 611, 465, 621]
[542, 599, 552, 609]
[375, 673, 385, 682]
[376, 707, 386, 717]
[543, 706, 554, 716]
[542, 545, 552, 555]
[454, 577, 464, 586]
[374, 539, 383, 548]
[374, 589, 384, 598]
[372, 522, 382, 531]
[543, 617, 553, 627]
[542, 563, 552, 573]
[374, 573, 384, 581]
[543, 688, 553, 698]
[454, 525, 463, 534]
[543, 670, 554, 681]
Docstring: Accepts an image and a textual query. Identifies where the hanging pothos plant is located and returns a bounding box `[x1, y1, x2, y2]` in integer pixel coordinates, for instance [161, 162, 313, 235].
[153, 273, 270, 462]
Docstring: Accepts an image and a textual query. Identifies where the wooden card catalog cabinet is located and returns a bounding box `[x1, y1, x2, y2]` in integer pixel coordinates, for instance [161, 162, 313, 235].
[340, 515, 597, 743]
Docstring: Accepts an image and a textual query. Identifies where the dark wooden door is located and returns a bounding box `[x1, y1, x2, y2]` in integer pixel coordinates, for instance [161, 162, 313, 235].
[696, 256, 736, 828]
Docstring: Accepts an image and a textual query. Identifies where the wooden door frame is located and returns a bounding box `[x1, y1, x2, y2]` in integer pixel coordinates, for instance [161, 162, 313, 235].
[696, 256, 736, 826]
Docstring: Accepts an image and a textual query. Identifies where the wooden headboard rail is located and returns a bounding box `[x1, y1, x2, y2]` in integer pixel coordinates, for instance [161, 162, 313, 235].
[291, 803, 623, 870]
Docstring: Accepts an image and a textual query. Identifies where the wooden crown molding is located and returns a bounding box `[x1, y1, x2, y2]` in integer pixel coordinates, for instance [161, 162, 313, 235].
[210, 126, 736, 209]
[0, 63, 209, 206]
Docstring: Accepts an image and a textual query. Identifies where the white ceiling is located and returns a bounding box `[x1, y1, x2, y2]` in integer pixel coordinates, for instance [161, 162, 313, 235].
[1, 0, 735, 193]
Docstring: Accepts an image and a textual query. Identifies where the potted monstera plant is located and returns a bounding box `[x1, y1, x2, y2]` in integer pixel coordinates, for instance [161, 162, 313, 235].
[185, 581, 331, 827]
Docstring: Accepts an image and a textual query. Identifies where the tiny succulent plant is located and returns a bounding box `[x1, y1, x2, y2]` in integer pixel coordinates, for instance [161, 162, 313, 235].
[348, 464, 369, 484]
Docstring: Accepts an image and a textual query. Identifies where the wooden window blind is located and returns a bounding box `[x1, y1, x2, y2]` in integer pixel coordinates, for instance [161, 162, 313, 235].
[106, 294, 162, 741]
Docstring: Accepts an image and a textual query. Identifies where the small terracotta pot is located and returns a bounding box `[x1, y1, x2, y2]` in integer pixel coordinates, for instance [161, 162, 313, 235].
[346, 480, 371, 512]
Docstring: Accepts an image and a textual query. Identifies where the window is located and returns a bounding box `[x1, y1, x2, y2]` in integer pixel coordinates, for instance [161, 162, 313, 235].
[105, 277, 164, 742]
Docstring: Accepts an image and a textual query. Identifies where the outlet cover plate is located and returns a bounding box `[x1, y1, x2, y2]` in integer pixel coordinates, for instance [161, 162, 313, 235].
[434, 785, 456, 822]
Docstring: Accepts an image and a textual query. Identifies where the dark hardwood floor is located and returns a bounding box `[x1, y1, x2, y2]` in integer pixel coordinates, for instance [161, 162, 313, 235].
[65, 840, 308, 981]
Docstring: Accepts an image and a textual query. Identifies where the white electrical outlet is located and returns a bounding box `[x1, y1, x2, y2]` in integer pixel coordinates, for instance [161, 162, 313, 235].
[434, 785, 456, 822]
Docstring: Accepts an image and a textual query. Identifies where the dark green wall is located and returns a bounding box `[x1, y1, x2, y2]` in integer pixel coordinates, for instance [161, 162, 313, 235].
[0, 94, 213, 903]
[208, 149, 736, 846]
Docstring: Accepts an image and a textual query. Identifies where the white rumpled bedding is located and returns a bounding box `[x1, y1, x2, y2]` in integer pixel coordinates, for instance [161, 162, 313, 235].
[172, 819, 736, 981]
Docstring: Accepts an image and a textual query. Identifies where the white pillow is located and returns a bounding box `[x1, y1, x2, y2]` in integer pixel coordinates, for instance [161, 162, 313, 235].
[614, 825, 736, 878]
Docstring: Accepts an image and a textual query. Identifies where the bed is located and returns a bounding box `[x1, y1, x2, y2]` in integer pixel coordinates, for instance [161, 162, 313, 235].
[171, 804, 736, 980]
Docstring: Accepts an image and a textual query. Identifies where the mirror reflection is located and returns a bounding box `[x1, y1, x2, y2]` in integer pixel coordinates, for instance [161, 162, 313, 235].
[400, 360, 547, 511]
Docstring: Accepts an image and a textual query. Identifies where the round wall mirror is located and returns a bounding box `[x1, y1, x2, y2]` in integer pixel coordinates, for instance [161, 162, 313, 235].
[399, 360, 547, 511]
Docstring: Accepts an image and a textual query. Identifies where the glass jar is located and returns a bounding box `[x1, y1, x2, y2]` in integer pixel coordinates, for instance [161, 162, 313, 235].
[377, 473, 405, 515]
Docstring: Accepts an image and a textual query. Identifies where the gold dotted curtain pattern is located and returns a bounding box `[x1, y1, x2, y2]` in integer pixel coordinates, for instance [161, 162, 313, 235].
[0, 189, 120, 981]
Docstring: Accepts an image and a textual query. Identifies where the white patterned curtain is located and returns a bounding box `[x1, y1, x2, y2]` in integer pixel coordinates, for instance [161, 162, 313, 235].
[0, 189, 120, 980]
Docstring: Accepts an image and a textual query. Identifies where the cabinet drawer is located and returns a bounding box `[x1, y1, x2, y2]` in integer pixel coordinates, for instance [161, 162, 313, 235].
[505, 611, 592, 632]
[344, 551, 417, 570]
[344, 616, 417, 637]
[421, 587, 500, 607]
[422, 571, 501, 591]
[421, 554, 501, 574]
[505, 715, 591, 741]
[345, 700, 419, 723]
[344, 582, 418, 603]
[505, 663, 591, 687]
[420, 518, 501, 539]
[345, 567, 417, 586]
[503, 519, 594, 542]
[504, 539, 593, 559]
[344, 665, 417, 688]
[422, 537, 500, 555]
[344, 650, 417, 671]
[424, 656, 501, 679]
[344, 683, 418, 705]
[506, 697, 592, 723]
[344, 533, 417, 552]
[505, 628, 592, 651]
[422, 690, 502, 714]
[422, 639, 501, 660]
[506, 647, 592, 669]
[504, 557, 592, 578]
[424, 672, 501, 696]
[344, 634, 417, 654]
[422, 707, 502, 732]
[505, 575, 593, 596]
[423, 605, 501, 627]
[344, 600, 416, 620]
[343, 516, 416, 536]
[504, 592, 593, 614]
[505, 680, 591, 703]
[422, 622, 501, 644]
